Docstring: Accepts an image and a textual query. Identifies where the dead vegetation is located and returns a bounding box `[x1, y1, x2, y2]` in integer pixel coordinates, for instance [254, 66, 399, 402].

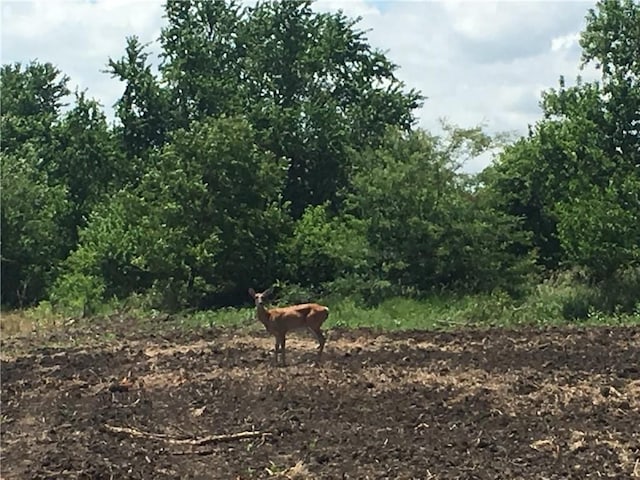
[1, 323, 639, 479]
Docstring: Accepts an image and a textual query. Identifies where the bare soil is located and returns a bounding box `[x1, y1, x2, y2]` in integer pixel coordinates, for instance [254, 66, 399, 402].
[1, 321, 639, 479]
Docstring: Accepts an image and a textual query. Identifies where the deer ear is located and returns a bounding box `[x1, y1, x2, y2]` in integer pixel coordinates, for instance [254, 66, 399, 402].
[263, 287, 274, 297]
[248, 288, 256, 298]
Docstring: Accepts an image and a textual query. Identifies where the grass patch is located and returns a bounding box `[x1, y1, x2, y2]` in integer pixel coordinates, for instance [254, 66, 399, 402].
[182, 283, 639, 333]
[0, 302, 64, 337]
[175, 306, 257, 331]
[3, 277, 638, 354]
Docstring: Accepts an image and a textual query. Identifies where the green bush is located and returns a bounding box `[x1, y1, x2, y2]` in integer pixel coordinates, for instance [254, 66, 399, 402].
[598, 266, 640, 314]
[49, 272, 106, 317]
[287, 204, 371, 287]
[348, 127, 535, 296]
[54, 116, 291, 310]
[1, 147, 71, 307]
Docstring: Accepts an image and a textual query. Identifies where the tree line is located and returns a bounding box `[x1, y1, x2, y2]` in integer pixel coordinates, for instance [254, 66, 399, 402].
[2, 0, 638, 318]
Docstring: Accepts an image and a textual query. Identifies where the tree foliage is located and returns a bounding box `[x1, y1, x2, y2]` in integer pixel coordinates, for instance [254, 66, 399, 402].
[53, 91, 125, 237]
[0, 62, 69, 157]
[56, 116, 290, 310]
[1, 148, 70, 306]
[485, 0, 639, 281]
[106, 36, 172, 162]
[2, 0, 638, 317]
[145, 0, 424, 216]
[349, 127, 533, 296]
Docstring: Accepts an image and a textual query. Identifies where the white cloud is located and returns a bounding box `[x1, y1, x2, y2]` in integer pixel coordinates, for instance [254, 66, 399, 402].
[316, 0, 599, 171]
[1, 0, 600, 172]
[551, 32, 582, 52]
[1, 0, 165, 112]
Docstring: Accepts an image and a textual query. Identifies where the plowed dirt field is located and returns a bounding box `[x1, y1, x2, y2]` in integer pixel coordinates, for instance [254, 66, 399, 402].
[2, 322, 639, 479]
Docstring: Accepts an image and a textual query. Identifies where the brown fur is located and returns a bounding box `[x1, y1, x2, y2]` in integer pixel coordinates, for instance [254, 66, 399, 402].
[249, 288, 329, 366]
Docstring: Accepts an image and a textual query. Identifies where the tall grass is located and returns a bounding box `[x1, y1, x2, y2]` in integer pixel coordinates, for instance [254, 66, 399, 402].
[183, 275, 639, 332]
[3, 273, 638, 340]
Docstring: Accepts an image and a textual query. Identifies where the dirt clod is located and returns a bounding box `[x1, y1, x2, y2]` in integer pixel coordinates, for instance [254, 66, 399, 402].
[1, 324, 639, 479]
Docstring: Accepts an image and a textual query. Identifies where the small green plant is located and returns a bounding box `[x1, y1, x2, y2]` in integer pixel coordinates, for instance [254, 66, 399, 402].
[0, 414, 13, 427]
[49, 272, 106, 317]
[265, 461, 286, 476]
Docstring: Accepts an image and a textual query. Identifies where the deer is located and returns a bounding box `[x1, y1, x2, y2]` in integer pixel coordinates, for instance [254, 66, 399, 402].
[248, 287, 329, 366]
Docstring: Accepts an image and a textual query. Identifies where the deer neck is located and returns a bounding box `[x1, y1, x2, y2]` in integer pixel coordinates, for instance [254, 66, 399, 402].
[256, 304, 271, 327]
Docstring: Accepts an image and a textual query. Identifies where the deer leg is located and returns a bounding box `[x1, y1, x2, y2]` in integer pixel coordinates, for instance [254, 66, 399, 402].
[273, 333, 286, 367]
[280, 335, 287, 366]
[317, 329, 326, 357]
[273, 336, 281, 366]
[308, 327, 326, 360]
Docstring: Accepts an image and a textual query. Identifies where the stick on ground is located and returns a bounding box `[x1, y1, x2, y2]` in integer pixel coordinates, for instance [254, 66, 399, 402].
[104, 424, 270, 446]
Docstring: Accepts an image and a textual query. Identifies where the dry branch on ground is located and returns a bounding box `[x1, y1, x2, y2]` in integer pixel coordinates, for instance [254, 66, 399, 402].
[103, 423, 270, 446]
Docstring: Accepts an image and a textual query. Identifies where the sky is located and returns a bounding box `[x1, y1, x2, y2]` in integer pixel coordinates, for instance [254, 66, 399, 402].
[1, 0, 600, 171]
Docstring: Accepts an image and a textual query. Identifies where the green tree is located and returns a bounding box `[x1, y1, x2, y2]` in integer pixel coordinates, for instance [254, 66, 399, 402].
[123, 0, 423, 217]
[240, 0, 423, 216]
[1, 147, 70, 306]
[556, 176, 640, 278]
[580, 0, 639, 161]
[1, 62, 74, 307]
[484, 80, 611, 268]
[56, 116, 291, 310]
[52, 90, 124, 240]
[106, 36, 172, 162]
[485, 0, 639, 274]
[286, 203, 370, 287]
[348, 126, 533, 296]
[0, 61, 69, 157]
[159, 0, 247, 123]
